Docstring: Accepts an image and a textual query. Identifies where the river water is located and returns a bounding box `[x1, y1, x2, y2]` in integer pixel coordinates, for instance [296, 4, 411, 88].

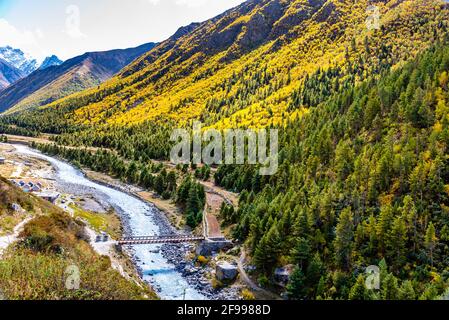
[13, 144, 205, 300]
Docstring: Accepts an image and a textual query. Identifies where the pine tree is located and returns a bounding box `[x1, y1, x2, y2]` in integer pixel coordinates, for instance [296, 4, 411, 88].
[440, 225, 449, 242]
[286, 267, 306, 300]
[154, 174, 165, 195]
[398, 280, 416, 300]
[305, 253, 324, 291]
[316, 276, 326, 299]
[376, 205, 394, 255]
[166, 171, 177, 193]
[335, 139, 354, 181]
[388, 216, 408, 270]
[290, 237, 311, 269]
[425, 222, 438, 266]
[254, 223, 282, 274]
[177, 176, 192, 205]
[419, 284, 439, 300]
[349, 275, 367, 300]
[126, 161, 139, 184]
[186, 184, 204, 228]
[402, 196, 418, 253]
[334, 207, 354, 270]
[293, 210, 310, 238]
[381, 273, 399, 300]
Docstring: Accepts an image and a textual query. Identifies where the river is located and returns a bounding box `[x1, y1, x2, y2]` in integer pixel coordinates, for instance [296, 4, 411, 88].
[13, 144, 206, 300]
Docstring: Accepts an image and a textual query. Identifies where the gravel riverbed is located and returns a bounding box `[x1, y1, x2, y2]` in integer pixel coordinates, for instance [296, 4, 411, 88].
[74, 175, 241, 300]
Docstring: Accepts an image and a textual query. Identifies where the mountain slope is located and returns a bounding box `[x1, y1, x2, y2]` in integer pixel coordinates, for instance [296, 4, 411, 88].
[24, 0, 449, 129]
[25, 40, 449, 300]
[214, 41, 449, 300]
[0, 42, 156, 114]
[0, 59, 24, 90]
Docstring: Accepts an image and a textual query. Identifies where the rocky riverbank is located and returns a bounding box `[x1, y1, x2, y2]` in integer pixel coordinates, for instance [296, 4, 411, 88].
[152, 211, 241, 300]
[106, 183, 241, 300]
[79, 167, 242, 300]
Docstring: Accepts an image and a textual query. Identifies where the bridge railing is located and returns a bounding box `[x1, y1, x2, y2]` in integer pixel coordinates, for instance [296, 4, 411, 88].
[117, 236, 205, 245]
[120, 235, 177, 241]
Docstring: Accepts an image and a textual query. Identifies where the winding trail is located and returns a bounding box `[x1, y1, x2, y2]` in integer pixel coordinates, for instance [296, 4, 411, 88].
[237, 248, 280, 300]
[83, 227, 129, 279]
[0, 217, 32, 257]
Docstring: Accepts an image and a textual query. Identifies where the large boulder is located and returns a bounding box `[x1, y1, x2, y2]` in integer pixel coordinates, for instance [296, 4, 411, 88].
[196, 240, 233, 256]
[11, 203, 22, 212]
[216, 261, 238, 282]
[274, 265, 295, 286]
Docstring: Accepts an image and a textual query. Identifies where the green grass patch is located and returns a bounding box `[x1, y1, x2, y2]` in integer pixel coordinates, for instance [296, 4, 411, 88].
[70, 204, 122, 239]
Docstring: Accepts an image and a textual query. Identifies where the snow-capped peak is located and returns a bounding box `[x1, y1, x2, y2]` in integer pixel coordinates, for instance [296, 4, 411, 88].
[0, 46, 38, 76]
[39, 55, 63, 70]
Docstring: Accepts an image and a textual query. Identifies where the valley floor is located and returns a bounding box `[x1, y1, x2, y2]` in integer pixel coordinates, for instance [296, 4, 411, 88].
[0, 140, 263, 300]
[0, 142, 143, 284]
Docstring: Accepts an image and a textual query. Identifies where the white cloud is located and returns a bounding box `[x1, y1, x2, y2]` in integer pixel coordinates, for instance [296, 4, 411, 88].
[138, 0, 160, 6]
[35, 28, 45, 39]
[0, 19, 38, 46]
[175, 0, 209, 8]
[0, 19, 46, 60]
[1, 0, 246, 61]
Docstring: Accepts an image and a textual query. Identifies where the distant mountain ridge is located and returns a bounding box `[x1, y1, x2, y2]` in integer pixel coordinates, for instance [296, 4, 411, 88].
[0, 46, 62, 90]
[0, 42, 156, 114]
[26, 0, 448, 129]
[0, 46, 38, 76]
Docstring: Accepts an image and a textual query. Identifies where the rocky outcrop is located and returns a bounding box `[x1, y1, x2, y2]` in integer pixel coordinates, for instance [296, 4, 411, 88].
[270, 0, 326, 38]
[39, 55, 63, 70]
[196, 239, 233, 256]
[122, 0, 335, 73]
[216, 261, 238, 282]
[0, 46, 37, 76]
[312, 0, 342, 25]
[274, 265, 295, 286]
[235, 0, 285, 49]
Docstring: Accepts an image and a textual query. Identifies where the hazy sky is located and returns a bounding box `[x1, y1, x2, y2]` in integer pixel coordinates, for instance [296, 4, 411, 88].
[0, 0, 245, 62]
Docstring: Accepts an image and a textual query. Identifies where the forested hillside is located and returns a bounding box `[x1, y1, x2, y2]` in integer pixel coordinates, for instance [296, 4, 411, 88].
[1, 0, 449, 300]
[216, 42, 449, 299]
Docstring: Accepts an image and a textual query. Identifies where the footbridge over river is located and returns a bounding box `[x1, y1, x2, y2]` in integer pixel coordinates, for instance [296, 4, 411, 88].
[118, 235, 206, 245]
[116, 209, 232, 256]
